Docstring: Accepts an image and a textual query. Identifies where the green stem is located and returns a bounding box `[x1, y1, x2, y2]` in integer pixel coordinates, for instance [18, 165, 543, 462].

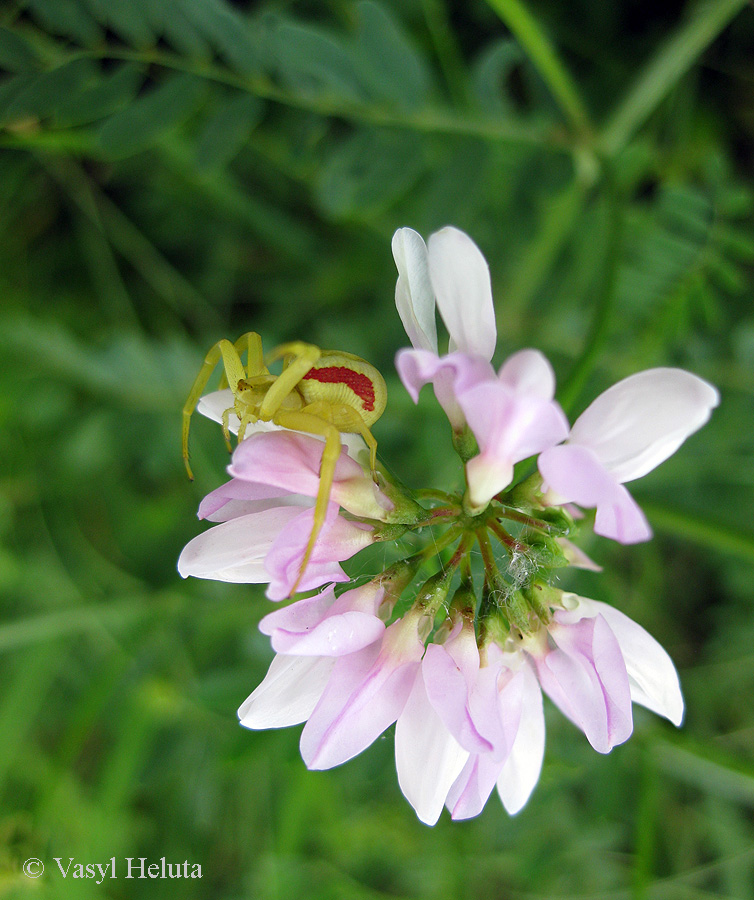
[488, 520, 528, 554]
[475, 528, 499, 588]
[57, 46, 560, 151]
[503, 178, 585, 319]
[600, 0, 749, 156]
[482, 0, 591, 136]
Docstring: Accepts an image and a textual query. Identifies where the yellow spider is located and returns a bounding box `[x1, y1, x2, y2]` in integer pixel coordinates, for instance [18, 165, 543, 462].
[182, 332, 387, 593]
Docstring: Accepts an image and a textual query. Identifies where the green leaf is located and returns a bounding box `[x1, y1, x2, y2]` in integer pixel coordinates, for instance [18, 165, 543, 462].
[97, 73, 206, 157]
[0, 74, 36, 126]
[351, 1, 432, 110]
[472, 38, 525, 116]
[81, 0, 155, 47]
[179, 0, 261, 75]
[26, 0, 102, 46]
[54, 63, 144, 128]
[317, 128, 424, 218]
[269, 17, 365, 103]
[0, 25, 41, 74]
[4, 58, 98, 123]
[195, 93, 264, 171]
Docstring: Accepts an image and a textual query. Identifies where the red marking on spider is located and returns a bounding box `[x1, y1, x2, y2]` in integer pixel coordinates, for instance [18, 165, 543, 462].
[303, 366, 376, 411]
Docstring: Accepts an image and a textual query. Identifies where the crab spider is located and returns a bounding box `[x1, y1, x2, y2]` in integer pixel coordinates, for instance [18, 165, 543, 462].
[182, 332, 387, 595]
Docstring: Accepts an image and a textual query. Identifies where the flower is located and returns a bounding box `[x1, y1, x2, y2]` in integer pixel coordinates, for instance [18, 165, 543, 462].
[538, 368, 720, 542]
[181, 224, 715, 826]
[459, 350, 570, 508]
[393, 226, 497, 430]
[178, 435, 378, 599]
[393, 226, 569, 505]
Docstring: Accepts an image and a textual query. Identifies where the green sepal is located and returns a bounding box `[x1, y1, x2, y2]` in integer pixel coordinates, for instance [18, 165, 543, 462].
[522, 581, 562, 625]
[452, 425, 479, 463]
[520, 528, 570, 568]
[535, 506, 574, 536]
[371, 522, 411, 543]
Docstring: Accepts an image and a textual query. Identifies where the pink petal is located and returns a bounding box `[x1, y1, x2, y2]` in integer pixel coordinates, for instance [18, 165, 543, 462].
[395, 348, 495, 430]
[446, 753, 504, 821]
[422, 641, 493, 755]
[229, 431, 390, 521]
[300, 617, 424, 769]
[198, 478, 309, 522]
[264, 504, 374, 600]
[461, 381, 569, 505]
[427, 227, 497, 360]
[539, 444, 652, 543]
[238, 654, 336, 728]
[260, 584, 385, 657]
[392, 228, 438, 353]
[569, 368, 719, 483]
[536, 615, 633, 753]
[395, 676, 469, 825]
[497, 349, 557, 399]
[557, 597, 683, 726]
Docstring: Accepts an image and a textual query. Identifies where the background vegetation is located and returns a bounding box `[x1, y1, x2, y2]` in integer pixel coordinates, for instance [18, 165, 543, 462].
[1, 0, 754, 897]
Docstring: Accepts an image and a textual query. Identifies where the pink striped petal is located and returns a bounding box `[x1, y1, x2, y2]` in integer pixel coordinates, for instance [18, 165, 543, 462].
[264, 503, 374, 600]
[229, 431, 391, 520]
[535, 615, 633, 753]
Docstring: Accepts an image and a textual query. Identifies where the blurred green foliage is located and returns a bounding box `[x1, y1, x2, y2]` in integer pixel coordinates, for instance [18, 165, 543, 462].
[1, 0, 754, 897]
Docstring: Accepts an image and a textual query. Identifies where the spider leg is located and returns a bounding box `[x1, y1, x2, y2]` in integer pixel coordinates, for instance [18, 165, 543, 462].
[182, 339, 248, 479]
[304, 401, 379, 481]
[237, 407, 259, 444]
[259, 342, 321, 420]
[221, 407, 233, 453]
[272, 409, 343, 596]
[218, 332, 267, 390]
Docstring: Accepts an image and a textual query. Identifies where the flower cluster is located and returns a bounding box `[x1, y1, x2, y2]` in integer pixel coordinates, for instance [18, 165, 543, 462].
[179, 226, 718, 825]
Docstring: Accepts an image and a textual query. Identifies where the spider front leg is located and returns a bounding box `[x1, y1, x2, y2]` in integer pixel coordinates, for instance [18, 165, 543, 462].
[182, 338, 249, 480]
[218, 332, 267, 390]
[271, 409, 345, 596]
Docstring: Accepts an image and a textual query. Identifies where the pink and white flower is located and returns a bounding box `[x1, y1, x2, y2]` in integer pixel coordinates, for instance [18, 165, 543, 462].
[459, 350, 570, 508]
[393, 226, 569, 505]
[538, 368, 720, 543]
[393, 226, 497, 430]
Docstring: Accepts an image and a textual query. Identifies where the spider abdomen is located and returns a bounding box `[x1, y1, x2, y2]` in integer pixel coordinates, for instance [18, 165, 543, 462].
[298, 351, 387, 428]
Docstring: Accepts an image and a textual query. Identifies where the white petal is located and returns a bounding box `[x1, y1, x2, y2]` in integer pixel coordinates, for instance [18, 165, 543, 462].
[238, 654, 335, 729]
[392, 228, 438, 353]
[177, 506, 303, 582]
[569, 368, 719, 483]
[586, 600, 684, 726]
[427, 227, 497, 360]
[497, 664, 545, 815]
[395, 677, 470, 825]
